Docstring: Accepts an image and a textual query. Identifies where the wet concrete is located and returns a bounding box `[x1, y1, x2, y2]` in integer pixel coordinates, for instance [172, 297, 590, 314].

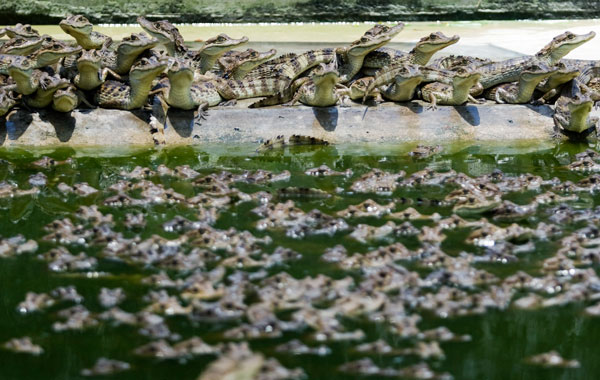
[0, 101, 568, 147]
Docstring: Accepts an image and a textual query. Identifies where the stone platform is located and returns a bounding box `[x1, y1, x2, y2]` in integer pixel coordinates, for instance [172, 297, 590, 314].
[0, 100, 573, 147]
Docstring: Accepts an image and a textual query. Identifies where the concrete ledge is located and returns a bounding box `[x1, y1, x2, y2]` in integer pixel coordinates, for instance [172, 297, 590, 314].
[0, 101, 567, 147]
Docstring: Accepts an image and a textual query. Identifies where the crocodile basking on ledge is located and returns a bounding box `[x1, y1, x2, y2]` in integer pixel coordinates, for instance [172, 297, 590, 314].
[420, 67, 482, 109]
[475, 31, 595, 91]
[362, 32, 460, 73]
[59, 15, 113, 50]
[95, 56, 167, 110]
[484, 63, 558, 104]
[75, 49, 122, 91]
[250, 63, 349, 108]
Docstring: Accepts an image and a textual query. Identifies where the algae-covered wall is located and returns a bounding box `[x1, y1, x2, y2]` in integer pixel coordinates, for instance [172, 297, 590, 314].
[1, 0, 600, 24]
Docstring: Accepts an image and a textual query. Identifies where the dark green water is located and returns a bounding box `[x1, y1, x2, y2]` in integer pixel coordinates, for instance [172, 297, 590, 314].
[0, 141, 599, 380]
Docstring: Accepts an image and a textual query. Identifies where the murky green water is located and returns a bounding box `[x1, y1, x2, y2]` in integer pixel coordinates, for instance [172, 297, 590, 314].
[1, 141, 600, 380]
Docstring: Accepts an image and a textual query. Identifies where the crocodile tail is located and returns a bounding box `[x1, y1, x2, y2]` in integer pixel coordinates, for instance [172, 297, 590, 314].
[249, 77, 308, 108]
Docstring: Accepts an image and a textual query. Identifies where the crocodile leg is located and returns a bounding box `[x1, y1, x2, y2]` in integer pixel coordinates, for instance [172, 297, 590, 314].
[494, 88, 508, 104]
[193, 102, 209, 127]
[427, 92, 439, 110]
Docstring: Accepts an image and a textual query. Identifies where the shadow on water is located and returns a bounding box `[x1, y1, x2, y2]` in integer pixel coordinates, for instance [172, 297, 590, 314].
[454, 105, 481, 126]
[4, 109, 32, 141]
[38, 110, 76, 142]
[313, 106, 338, 131]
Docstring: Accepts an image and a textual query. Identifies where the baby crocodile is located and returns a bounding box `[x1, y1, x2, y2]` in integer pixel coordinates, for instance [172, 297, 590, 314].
[100, 33, 159, 75]
[218, 49, 277, 80]
[52, 85, 84, 112]
[533, 62, 581, 104]
[188, 34, 249, 75]
[421, 68, 482, 109]
[363, 32, 459, 70]
[554, 65, 600, 134]
[95, 56, 167, 110]
[0, 88, 19, 117]
[362, 63, 425, 102]
[477, 31, 595, 90]
[137, 16, 188, 58]
[24, 72, 69, 108]
[59, 15, 112, 50]
[485, 63, 558, 104]
[4, 24, 40, 39]
[0, 36, 46, 55]
[75, 49, 121, 91]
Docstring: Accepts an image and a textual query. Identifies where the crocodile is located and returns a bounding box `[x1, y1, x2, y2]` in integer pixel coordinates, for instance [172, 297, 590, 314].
[100, 33, 159, 75]
[30, 39, 82, 68]
[7, 56, 43, 95]
[363, 32, 460, 72]
[362, 63, 425, 102]
[188, 34, 249, 75]
[554, 81, 597, 135]
[249, 23, 404, 85]
[160, 57, 292, 113]
[364, 64, 456, 103]
[293, 63, 348, 107]
[420, 67, 482, 109]
[4, 24, 40, 39]
[59, 15, 112, 50]
[429, 55, 492, 70]
[484, 63, 558, 104]
[349, 77, 382, 102]
[533, 62, 581, 104]
[95, 56, 167, 110]
[476, 31, 595, 90]
[53, 84, 88, 112]
[0, 28, 6, 38]
[24, 72, 69, 108]
[218, 48, 277, 80]
[137, 16, 188, 57]
[0, 36, 46, 55]
[0, 88, 19, 117]
[75, 49, 122, 91]
[253, 63, 348, 108]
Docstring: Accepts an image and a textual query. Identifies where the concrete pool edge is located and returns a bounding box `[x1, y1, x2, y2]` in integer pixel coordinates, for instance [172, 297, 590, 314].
[0, 101, 578, 148]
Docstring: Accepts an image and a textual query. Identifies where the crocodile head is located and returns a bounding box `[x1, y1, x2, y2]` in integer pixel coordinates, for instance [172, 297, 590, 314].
[33, 39, 82, 67]
[312, 63, 340, 86]
[5, 24, 40, 39]
[452, 67, 482, 89]
[52, 85, 79, 112]
[37, 72, 69, 93]
[347, 23, 404, 58]
[220, 48, 277, 79]
[414, 32, 460, 54]
[363, 22, 405, 40]
[116, 33, 159, 56]
[0, 89, 18, 117]
[0, 36, 45, 55]
[536, 31, 596, 64]
[59, 15, 93, 38]
[350, 77, 375, 99]
[568, 94, 593, 114]
[520, 63, 558, 82]
[7, 56, 39, 95]
[77, 49, 103, 71]
[137, 16, 186, 54]
[0, 28, 6, 38]
[200, 34, 249, 57]
[167, 58, 194, 84]
[129, 56, 167, 83]
[548, 62, 581, 84]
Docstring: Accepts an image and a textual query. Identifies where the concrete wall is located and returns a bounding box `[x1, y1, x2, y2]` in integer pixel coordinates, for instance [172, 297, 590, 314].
[0, 102, 566, 148]
[2, 0, 600, 24]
